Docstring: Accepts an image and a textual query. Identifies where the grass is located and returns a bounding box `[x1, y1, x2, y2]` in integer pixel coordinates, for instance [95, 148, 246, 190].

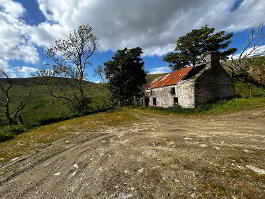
[1, 76, 265, 142]
[0, 78, 112, 141]
[234, 81, 265, 97]
[0, 107, 138, 163]
[145, 73, 168, 84]
[135, 97, 265, 117]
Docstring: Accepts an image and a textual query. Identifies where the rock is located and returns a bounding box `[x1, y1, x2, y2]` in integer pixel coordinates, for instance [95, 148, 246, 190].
[213, 146, 220, 150]
[246, 165, 265, 175]
[118, 192, 133, 199]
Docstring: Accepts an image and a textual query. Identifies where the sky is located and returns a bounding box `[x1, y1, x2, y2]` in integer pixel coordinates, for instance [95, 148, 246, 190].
[0, 0, 264, 82]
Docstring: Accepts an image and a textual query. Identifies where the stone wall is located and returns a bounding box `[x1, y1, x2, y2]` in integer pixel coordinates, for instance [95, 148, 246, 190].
[144, 79, 195, 108]
[194, 63, 234, 105]
[143, 52, 234, 108]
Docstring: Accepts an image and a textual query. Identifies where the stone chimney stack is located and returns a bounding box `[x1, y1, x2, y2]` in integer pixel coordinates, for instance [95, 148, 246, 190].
[204, 51, 220, 68]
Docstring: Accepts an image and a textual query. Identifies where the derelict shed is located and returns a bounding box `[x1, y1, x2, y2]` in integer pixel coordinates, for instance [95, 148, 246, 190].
[143, 51, 234, 108]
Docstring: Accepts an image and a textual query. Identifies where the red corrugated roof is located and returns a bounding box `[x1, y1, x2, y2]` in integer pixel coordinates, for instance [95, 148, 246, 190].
[146, 66, 193, 89]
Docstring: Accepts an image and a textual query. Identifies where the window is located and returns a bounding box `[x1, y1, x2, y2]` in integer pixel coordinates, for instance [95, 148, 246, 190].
[170, 87, 176, 95]
[153, 98, 157, 106]
[173, 97, 178, 105]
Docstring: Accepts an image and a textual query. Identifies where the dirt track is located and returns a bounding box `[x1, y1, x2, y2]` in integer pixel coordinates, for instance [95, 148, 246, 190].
[1, 109, 265, 199]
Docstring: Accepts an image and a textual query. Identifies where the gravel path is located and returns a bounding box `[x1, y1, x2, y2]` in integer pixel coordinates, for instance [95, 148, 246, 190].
[1, 110, 265, 198]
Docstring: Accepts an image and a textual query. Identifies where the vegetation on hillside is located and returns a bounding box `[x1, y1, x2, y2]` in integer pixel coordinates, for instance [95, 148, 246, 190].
[145, 73, 168, 84]
[0, 78, 111, 141]
[223, 56, 265, 86]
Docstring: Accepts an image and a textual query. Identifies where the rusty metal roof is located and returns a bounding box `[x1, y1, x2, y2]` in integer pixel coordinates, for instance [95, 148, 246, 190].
[146, 66, 193, 89]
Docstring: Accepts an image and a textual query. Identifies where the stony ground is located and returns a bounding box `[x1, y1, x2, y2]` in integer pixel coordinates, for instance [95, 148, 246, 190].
[0, 108, 265, 199]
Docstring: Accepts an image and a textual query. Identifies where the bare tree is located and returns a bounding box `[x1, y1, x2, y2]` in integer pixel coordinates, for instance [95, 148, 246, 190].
[226, 24, 265, 84]
[37, 25, 98, 113]
[0, 69, 32, 125]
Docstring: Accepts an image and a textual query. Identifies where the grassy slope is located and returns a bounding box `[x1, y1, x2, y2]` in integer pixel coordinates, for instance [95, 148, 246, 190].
[0, 78, 111, 128]
[0, 107, 137, 163]
[0, 77, 265, 162]
[223, 56, 265, 85]
[1, 96, 265, 162]
[1, 76, 264, 127]
[1, 72, 265, 143]
[145, 73, 167, 84]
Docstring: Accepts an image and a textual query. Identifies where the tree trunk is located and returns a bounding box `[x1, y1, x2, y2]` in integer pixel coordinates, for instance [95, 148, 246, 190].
[4, 101, 16, 125]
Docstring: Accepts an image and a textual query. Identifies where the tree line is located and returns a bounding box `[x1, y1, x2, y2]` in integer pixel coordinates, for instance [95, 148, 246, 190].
[1, 24, 264, 126]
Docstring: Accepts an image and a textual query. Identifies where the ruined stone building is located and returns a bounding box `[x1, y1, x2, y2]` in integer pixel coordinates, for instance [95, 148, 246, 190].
[143, 51, 234, 108]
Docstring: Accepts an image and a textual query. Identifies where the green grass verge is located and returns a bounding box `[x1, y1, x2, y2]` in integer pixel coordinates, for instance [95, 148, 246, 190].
[136, 97, 265, 116]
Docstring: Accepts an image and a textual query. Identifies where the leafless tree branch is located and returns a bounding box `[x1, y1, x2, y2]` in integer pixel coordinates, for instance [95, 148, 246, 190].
[0, 68, 32, 125]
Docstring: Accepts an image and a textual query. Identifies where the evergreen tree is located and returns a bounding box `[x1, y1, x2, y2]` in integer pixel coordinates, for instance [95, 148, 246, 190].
[164, 25, 237, 70]
[100, 47, 147, 105]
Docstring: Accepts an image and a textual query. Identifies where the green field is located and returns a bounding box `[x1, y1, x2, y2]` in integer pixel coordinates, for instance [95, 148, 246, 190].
[0, 78, 112, 140]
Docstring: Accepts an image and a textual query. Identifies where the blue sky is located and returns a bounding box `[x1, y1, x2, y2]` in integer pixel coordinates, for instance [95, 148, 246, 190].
[0, 0, 264, 82]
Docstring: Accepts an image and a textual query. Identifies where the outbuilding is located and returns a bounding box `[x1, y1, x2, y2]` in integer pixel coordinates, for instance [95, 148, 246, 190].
[143, 51, 234, 108]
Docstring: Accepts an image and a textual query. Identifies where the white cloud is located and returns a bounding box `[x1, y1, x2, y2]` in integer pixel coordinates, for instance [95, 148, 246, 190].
[149, 66, 171, 74]
[1, 0, 265, 80]
[16, 66, 39, 77]
[27, 22, 69, 47]
[143, 44, 176, 57]
[0, 0, 25, 18]
[16, 45, 39, 63]
[34, 0, 265, 56]
[0, 1, 40, 65]
[0, 59, 8, 71]
[0, 62, 38, 78]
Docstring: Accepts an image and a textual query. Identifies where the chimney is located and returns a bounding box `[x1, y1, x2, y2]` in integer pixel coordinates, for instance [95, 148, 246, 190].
[204, 51, 220, 68]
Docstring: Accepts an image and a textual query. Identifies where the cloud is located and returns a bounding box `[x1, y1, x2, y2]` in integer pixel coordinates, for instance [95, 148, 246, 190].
[149, 66, 171, 74]
[0, 61, 38, 78]
[34, 0, 265, 56]
[0, 59, 8, 71]
[0, 59, 17, 77]
[0, 0, 26, 18]
[15, 66, 39, 77]
[0, 1, 40, 65]
[1, 0, 265, 79]
[27, 22, 69, 47]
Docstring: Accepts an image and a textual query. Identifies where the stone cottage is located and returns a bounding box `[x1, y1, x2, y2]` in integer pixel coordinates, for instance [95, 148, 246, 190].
[143, 51, 234, 108]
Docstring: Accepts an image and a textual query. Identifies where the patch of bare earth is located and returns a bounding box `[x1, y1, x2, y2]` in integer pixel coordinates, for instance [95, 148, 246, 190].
[0, 109, 265, 198]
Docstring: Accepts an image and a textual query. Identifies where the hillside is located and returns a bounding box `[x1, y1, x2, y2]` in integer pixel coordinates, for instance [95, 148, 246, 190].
[0, 77, 111, 128]
[1, 73, 264, 128]
[223, 56, 265, 86]
[145, 73, 168, 84]
[1, 72, 265, 142]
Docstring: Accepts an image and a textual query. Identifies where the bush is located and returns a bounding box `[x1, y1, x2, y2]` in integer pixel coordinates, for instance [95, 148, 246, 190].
[0, 125, 27, 142]
[0, 132, 14, 142]
[71, 96, 92, 113]
[2, 125, 27, 135]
